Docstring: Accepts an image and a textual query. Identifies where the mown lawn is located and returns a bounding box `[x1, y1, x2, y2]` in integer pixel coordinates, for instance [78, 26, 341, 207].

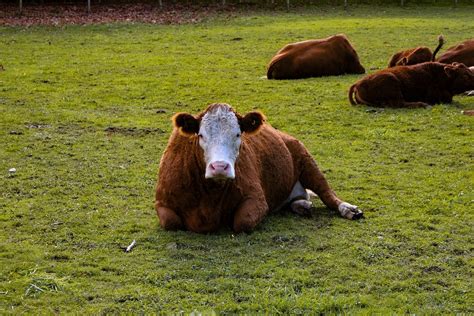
[1, 4, 473, 313]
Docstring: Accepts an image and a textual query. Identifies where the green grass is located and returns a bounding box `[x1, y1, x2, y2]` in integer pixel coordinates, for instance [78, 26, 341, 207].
[1, 5, 473, 313]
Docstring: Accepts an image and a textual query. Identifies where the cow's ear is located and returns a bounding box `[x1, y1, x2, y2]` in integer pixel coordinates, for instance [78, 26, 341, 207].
[444, 65, 457, 78]
[173, 113, 200, 135]
[239, 111, 265, 134]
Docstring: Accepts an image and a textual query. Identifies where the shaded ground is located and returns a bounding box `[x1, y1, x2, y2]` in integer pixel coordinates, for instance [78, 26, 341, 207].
[0, 3, 239, 26]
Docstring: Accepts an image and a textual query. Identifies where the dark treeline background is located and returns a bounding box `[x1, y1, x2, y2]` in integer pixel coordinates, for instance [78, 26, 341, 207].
[2, 0, 473, 5]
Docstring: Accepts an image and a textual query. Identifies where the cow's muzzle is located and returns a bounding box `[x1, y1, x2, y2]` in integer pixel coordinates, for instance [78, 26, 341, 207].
[205, 161, 235, 179]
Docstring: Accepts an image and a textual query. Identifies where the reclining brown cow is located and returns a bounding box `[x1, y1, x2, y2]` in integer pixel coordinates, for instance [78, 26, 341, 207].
[349, 62, 474, 108]
[267, 34, 365, 79]
[155, 103, 363, 233]
[437, 39, 474, 67]
[388, 35, 444, 67]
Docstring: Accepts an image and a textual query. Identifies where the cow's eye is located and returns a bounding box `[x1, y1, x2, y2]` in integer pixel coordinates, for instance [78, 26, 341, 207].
[198, 134, 203, 138]
[236, 133, 241, 138]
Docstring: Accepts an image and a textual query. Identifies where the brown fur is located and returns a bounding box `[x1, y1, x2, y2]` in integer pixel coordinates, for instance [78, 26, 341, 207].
[349, 62, 474, 108]
[267, 34, 365, 79]
[155, 104, 349, 233]
[437, 39, 474, 67]
[388, 35, 444, 67]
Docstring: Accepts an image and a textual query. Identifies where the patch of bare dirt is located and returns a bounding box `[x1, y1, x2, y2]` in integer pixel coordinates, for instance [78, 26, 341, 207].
[0, 3, 239, 26]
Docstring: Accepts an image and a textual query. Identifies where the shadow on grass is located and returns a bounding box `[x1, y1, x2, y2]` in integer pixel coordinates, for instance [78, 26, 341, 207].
[147, 205, 339, 247]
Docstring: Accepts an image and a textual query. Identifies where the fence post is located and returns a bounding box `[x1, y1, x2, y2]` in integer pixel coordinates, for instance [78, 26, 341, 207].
[158, 0, 163, 8]
[454, 0, 458, 6]
[87, 0, 91, 13]
[344, 0, 348, 10]
[19, 0, 22, 14]
[286, 0, 290, 11]
[401, 0, 404, 6]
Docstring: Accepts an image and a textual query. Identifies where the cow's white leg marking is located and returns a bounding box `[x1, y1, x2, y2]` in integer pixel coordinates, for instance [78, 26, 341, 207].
[338, 202, 363, 220]
[306, 189, 317, 198]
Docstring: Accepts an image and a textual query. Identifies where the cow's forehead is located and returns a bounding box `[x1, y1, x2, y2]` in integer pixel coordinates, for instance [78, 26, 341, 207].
[200, 105, 239, 133]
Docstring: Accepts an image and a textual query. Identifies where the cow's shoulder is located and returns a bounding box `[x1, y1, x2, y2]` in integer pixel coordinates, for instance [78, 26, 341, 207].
[157, 130, 204, 193]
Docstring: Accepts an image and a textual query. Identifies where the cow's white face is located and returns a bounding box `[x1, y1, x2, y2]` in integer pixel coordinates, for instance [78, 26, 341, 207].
[173, 103, 264, 180]
[198, 107, 241, 179]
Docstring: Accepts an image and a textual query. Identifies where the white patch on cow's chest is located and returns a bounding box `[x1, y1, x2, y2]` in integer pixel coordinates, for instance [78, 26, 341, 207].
[274, 181, 311, 212]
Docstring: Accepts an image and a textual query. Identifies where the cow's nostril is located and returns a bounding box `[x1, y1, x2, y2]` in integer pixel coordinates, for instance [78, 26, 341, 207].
[224, 164, 229, 171]
[210, 164, 216, 170]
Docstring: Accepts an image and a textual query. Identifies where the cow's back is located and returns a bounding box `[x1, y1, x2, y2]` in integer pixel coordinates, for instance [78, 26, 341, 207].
[388, 47, 432, 67]
[437, 39, 474, 66]
[295, 36, 349, 75]
[354, 62, 451, 104]
[267, 34, 364, 79]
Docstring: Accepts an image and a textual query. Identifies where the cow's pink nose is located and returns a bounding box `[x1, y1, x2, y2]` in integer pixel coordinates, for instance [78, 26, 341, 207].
[210, 161, 229, 171]
[209, 161, 230, 177]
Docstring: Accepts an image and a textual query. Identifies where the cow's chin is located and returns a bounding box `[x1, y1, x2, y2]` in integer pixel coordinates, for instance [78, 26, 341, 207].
[204, 169, 236, 181]
[205, 174, 235, 182]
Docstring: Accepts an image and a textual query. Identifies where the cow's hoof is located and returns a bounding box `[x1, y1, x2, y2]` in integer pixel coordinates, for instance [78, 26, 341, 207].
[338, 202, 364, 220]
[290, 199, 313, 217]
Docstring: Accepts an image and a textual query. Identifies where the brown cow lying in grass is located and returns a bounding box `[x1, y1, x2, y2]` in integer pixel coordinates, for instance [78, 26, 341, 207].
[267, 34, 365, 79]
[155, 103, 363, 233]
[437, 39, 474, 67]
[349, 62, 474, 108]
[388, 35, 444, 67]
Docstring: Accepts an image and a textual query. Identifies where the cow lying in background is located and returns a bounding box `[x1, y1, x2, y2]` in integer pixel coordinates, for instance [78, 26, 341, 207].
[349, 62, 474, 108]
[388, 35, 444, 67]
[437, 39, 474, 67]
[267, 34, 365, 79]
[155, 103, 363, 233]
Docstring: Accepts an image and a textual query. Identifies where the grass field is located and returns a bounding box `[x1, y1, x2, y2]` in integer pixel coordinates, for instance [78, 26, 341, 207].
[1, 4, 473, 313]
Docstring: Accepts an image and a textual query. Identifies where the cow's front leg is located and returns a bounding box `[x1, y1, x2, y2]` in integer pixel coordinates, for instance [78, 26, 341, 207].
[338, 202, 363, 220]
[233, 198, 269, 233]
[156, 203, 183, 231]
